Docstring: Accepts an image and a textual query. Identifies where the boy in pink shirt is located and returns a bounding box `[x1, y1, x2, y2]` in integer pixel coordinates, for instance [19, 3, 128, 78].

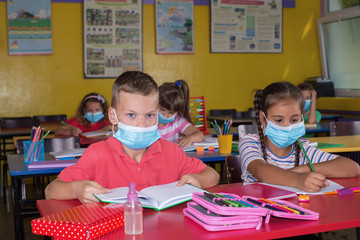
[45, 71, 219, 203]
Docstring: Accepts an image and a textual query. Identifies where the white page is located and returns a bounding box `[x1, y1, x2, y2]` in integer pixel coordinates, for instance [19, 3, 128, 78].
[94, 187, 157, 208]
[244, 180, 344, 195]
[49, 148, 86, 158]
[80, 131, 112, 138]
[193, 136, 218, 146]
[140, 182, 205, 209]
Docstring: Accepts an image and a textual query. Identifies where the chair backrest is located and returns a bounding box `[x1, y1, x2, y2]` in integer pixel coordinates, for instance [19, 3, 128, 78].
[33, 114, 67, 125]
[16, 137, 80, 154]
[329, 121, 360, 136]
[238, 122, 258, 139]
[225, 155, 242, 183]
[190, 96, 208, 134]
[0, 117, 34, 129]
[209, 109, 237, 118]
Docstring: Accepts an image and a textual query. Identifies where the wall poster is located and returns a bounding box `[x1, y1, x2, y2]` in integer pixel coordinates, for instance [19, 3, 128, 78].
[7, 0, 53, 55]
[84, 0, 142, 78]
[211, 0, 282, 53]
[155, 0, 194, 54]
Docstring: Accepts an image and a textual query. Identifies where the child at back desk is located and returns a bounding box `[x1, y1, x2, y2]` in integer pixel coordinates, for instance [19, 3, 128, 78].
[158, 80, 204, 148]
[55, 92, 111, 137]
[239, 81, 360, 193]
[297, 82, 321, 124]
[45, 71, 219, 203]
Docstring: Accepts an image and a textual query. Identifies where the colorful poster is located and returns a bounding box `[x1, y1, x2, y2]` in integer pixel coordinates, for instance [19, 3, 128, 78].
[7, 0, 53, 55]
[84, 0, 142, 78]
[156, 0, 194, 54]
[211, 0, 282, 53]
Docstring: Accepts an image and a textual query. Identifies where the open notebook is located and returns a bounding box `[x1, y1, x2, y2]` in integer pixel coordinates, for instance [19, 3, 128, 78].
[182, 137, 219, 152]
[244, 180, 345, 195]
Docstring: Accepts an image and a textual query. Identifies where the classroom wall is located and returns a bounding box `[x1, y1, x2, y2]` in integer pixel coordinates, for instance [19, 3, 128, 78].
[0, 0, 323, 118]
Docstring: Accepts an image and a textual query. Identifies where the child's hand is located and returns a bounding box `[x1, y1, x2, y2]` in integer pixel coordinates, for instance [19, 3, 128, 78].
[75, 181, 110, 204]
[178, 136, 193, 148]
[297, 172, 329, 192]
[177, 174, 201, 188]
[71, 128, 82, 136]
[311, 89, 317, 101]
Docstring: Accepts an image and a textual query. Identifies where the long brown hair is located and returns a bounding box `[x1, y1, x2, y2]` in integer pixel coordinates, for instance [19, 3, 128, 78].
[254, 82, 304, 166]
[76, 92, 109, 128]
[159, 79, 192, 123]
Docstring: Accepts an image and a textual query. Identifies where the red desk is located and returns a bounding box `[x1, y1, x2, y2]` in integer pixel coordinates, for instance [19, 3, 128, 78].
[36, 178, 360, 240]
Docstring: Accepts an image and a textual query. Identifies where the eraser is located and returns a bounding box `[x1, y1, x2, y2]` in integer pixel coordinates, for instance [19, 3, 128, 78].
[208, 147, 215, 151]
[196, 147, 204, 153]
[298, 194, 310, 202]
[338, 188, 353, 195]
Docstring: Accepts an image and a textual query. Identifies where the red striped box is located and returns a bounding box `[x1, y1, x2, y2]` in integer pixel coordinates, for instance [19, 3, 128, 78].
[32, 202, 124, 239]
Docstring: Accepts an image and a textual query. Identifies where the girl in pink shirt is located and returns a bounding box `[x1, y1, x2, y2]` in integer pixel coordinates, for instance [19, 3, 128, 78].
[158, 80, 204, 148]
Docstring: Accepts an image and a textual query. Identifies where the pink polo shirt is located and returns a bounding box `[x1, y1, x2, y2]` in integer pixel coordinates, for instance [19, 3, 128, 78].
[58, 137, 207, 191]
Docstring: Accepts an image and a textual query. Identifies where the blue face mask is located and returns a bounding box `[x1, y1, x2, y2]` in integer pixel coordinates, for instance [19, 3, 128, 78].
[158, 112, 176, 124]
[112, 109, 160, 150]
[263, 113, 305, 148]
[84, 112, 104, 123]
[303, 99, 311, 113]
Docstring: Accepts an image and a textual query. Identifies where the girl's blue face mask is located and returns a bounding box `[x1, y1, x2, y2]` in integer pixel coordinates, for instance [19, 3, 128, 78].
[263, 113, 305, 148]
[84, 112, 104, 123]
[112, 109, 160, 150]
[303, 99, 311, 113]
[158, 112, 176, 124]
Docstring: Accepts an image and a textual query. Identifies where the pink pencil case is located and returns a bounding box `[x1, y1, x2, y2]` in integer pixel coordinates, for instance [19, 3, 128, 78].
[189, 192, 319, 227]
[242, 196, 319, 221]
[183, 202, 263, 231]
[192, 192, 269, 217]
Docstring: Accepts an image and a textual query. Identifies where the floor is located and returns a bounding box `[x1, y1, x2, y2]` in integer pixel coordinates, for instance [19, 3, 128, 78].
[0, 184, 358, 240]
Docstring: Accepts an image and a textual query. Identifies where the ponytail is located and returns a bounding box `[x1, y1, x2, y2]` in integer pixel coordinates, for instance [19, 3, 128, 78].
[254, 89, 268, 162]
[159, 79, 192, 123]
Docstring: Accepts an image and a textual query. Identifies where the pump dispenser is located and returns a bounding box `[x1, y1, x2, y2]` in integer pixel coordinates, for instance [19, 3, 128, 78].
[124, 182, 143, 234]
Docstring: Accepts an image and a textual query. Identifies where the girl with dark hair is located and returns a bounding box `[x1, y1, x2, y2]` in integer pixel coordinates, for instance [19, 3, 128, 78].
[239, 82, 360, 192]
[158, 80, 204, 148]
[55, 92, 111, 137]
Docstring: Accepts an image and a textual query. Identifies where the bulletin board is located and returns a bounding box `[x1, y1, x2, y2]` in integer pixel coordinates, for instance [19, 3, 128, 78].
[211, 0, 282, 53]
[84, 0, 142, 78]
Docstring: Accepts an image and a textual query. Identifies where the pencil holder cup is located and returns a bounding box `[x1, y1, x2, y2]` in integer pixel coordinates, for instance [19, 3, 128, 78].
[23, 140, 45, 164]
[217, 134, 233, 154]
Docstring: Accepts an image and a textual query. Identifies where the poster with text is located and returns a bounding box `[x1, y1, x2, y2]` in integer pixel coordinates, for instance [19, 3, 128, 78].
[211, 0, 282, 53]
[156, 0, 194, 54]
[84, 0, 142, 78]
[7, 0, 52, 55]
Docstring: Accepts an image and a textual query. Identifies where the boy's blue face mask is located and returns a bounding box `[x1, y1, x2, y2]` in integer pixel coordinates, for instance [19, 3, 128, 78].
[303, 99, 311, 113]
[263, 113, 305, 148]
[112, 109, 160, 150]
[158, 112, 176, 124]
[84, 112, 104, 123]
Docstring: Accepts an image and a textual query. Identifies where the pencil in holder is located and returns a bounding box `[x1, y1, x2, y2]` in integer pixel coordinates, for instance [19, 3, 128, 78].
[217, 134, 233, 154]
[23, 140, 45, 164]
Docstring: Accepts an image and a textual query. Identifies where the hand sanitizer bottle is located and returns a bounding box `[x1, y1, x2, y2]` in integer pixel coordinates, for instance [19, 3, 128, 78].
[124, 182, 143, 235]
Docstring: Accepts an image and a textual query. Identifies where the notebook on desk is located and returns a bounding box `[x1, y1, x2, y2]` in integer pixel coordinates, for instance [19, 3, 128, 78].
[28, 159, 78, 169]
[182, 136, 218, 152]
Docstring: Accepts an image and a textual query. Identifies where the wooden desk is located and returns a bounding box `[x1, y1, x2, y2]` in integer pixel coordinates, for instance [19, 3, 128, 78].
[305, 122, 330, 135]
[36, 177, 360, 240]
[309, 135, 360, 153]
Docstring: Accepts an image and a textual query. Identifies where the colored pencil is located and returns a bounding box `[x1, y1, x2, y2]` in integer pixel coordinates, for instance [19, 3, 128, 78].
[297, 139, 316, 172]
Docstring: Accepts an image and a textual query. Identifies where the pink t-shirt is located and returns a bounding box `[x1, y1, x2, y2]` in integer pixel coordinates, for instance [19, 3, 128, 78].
[158, 115, 192, 143]
[58, 137, 206, 191]
[66, 118, 110, 133]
